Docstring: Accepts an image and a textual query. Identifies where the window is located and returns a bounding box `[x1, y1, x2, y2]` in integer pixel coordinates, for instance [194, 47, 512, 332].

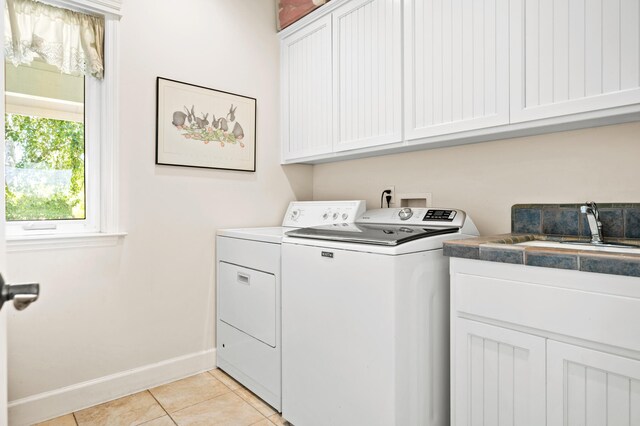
[3, 0, 120, 243]
[5, 59, 96, 234]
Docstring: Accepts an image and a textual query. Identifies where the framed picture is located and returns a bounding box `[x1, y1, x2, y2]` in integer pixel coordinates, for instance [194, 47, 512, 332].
[277, 0, 328, 31]
[156, 77, 256, 172]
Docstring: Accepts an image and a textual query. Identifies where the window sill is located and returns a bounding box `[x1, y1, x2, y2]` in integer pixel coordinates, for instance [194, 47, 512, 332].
[6, 232, 127, 253]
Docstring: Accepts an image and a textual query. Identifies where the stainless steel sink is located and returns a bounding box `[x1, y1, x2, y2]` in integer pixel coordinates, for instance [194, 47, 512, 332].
[516, 240, 640, 254]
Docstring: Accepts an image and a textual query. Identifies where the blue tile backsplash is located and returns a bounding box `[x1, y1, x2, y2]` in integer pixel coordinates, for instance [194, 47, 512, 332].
[512, 208, 542, 234]
[542, 208, 580, 236]
[512, 203, 640, 241]
[445, 203, 640, 278]
[625, 209, 640, 239]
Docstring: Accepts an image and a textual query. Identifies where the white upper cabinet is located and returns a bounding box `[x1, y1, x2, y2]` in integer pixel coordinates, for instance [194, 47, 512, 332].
[404, 0, 510, 140]
[281, 15, 333, 161]
[511, 0, 640, 122]
[332, 0, 402, 151]
[279, 0, 640, 163]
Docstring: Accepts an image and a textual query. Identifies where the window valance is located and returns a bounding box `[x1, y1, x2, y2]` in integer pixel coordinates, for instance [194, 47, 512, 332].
[5, 0, 104, 79]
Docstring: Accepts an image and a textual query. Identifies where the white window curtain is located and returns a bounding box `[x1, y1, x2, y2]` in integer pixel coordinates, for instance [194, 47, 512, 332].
[5, 0, 104, 79]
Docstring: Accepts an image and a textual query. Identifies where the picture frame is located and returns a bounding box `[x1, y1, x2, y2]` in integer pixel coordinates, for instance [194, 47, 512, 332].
[155, 77, 257, 172]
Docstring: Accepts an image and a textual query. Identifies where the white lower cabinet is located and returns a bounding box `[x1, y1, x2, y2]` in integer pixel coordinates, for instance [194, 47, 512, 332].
[547, 341, 640, 426]
[454, 318, 546, 426]
[451, 258, 640, 426]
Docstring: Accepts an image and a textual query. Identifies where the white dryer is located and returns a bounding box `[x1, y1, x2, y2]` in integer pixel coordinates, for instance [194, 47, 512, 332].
[281, 208, 479, 426]
[216, 200, 365, 411]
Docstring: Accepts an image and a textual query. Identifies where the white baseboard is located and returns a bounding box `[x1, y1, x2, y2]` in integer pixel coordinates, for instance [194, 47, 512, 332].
[8, 349, 216, 426]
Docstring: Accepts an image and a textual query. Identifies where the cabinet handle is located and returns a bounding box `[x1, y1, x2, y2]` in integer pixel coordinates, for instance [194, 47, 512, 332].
[237, 273, 250, 285]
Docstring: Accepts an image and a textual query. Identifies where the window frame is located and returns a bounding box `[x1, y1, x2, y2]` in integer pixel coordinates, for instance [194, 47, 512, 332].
[2, 0, 123, 249]
[5, 74, 99, 236]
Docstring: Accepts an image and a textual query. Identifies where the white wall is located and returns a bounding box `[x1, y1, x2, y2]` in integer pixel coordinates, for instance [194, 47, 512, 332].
[313, 122, 640, 235]
[5, 0, 312, 422]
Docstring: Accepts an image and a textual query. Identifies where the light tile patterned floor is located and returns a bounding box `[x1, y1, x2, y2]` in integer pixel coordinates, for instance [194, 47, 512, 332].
[35, 369, 290, 426]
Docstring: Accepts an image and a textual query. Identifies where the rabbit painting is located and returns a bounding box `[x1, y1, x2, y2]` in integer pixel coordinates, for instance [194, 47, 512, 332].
[172, 105, 194, 128]
[226, 104, 237, 122]
[195, 113, 209, 129]
[218, 117, 229, 132]
[172, 110, 187, 127]
[232, 121, 244, 140]
[226, 104, 244, 140]
[171, 101, 247, 148]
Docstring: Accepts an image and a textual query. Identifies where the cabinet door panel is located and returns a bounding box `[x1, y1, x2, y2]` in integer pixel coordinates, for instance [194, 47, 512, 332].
[333, 0, 402, 151]
[547, 340, 640, 426]
[454, 318, 546, 426]
[405, 0, 510, 140]
[281, 15, 333, 161]
[511, 0, 640, 122]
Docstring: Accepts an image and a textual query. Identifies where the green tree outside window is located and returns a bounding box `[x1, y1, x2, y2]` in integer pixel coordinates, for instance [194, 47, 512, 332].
[5, 113, 85, 221]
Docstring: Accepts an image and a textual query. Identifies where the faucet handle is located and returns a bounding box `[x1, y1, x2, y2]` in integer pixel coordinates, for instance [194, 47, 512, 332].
[584, 201, 600, 219]
[581, 201, 604, 244]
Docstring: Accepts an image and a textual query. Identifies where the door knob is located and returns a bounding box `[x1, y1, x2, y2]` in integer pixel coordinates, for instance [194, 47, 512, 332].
[0, 274, 39, 311]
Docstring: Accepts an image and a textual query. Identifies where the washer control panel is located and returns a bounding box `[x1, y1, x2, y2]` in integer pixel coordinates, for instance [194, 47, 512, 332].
[282, 201, 366, 227]
[357, 208, 466, 228]
[423, 209, 456, 221]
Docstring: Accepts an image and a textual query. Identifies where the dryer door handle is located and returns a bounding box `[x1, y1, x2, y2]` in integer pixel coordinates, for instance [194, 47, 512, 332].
[237, 272, 250, 285]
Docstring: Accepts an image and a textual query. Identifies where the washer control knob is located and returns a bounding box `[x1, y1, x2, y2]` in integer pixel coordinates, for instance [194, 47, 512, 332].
[322, 211, 330, 220]
[332, 212, 339, 220]
[342, 213, 349, 220]
[290, 209, 300, 220]
[399, 208, 413, 221]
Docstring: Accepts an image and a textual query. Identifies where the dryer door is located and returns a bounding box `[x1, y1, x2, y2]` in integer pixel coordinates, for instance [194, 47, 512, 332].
[218, 262, 276, 347]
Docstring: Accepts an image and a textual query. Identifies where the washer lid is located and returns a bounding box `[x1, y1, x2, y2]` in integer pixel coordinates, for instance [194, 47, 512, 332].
[285, 223, 459, 246]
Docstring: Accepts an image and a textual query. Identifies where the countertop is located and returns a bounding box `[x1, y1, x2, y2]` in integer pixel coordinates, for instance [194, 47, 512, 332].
[443, 234, 640, 278]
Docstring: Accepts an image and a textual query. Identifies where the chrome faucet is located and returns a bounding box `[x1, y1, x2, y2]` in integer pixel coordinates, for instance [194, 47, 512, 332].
[580, 201, 603, 244]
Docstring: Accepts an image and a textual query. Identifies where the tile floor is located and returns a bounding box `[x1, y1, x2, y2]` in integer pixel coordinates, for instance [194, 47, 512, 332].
[35, 369, 289, 426]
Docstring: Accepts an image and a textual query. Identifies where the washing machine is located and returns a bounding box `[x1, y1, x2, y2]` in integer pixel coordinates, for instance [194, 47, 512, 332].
[216, 200, 366, 411]
[281, 207, 479, 426]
